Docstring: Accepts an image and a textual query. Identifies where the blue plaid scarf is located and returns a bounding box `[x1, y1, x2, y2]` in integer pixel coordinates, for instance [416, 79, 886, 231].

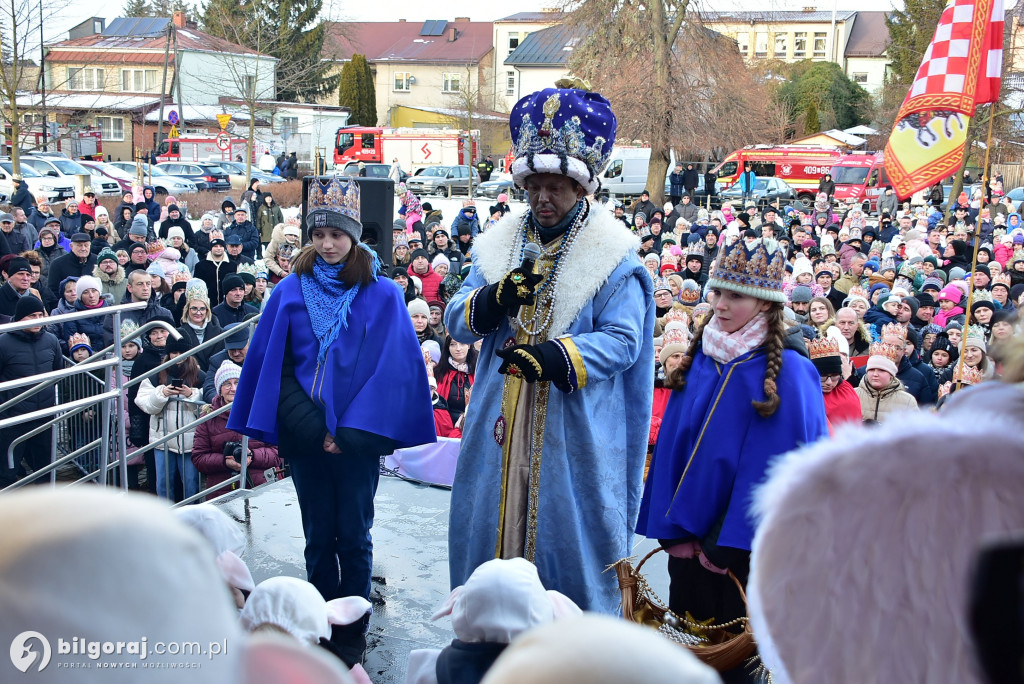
[299, 244, 382, 364]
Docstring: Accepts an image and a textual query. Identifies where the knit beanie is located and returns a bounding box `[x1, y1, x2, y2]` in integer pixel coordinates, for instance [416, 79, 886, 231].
[970, 299, 995, 315]
[97, 248, 119, 266]
[902, 296, 920, 317]
[408, 298, 430, 319]
[130, 216, 149, 237]
[166, 226, 186, 242]
[410, 248, 430, 264]
[432, 254, 450, 270]
[75, 275, 103, 299]
[222, 274, 245, 293]
[14, 295, 45, 321]
[790, 285, 813, 304]
[214, 360, 243, 393]
[865, 354, 898, 377]
[948, 266, 967, 282]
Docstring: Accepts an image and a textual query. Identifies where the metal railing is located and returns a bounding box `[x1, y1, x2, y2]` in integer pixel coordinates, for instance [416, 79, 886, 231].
[0, 301, 264, 507]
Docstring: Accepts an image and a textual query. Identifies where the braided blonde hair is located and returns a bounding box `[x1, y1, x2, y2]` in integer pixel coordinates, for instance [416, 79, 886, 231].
[665, 301, 786, 418]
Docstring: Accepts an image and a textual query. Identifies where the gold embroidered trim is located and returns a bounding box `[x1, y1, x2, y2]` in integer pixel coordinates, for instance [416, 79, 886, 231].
[559, 336, 588, 389]
[525, 381, 550, 562]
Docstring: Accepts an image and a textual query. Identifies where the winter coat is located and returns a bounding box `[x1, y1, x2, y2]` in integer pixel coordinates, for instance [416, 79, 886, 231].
[928, 184, 945, 206]
[0, 327, 62, 419]
[157, 209, 197, 248]
[408, 264, 443, 301]
[255, 202, 284, 244]
[9, 182, 34, 214]
[134, 375, 205, 454]
[175, 321, 224, 373]
[669, 172, 685, 197]
[451, 210, 481, 239]
[46, 252, 97, 295]
[823, 379, 862, 426]
[818, 178, 836, 197]
[62, 299, 110, 352]
[192, 395, 280, 497]
[856, 375, 918, 422]
[141, 187, 161, 224]
[58, 209, 83, 236]
[28, 208, 56, 232]
[194, 255, 238, 305]
[263, 224, 301, 277]
[1, 228, 29, 253]
[222, 220, 260, 260]
[896, 356, 930, 406]
[878, 193, 900, 217]
[212, 301, 258, 328]
[101, 298, 173, 349]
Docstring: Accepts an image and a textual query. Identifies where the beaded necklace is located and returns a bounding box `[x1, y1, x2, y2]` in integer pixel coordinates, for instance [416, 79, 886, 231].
[513, 200, 590, 338]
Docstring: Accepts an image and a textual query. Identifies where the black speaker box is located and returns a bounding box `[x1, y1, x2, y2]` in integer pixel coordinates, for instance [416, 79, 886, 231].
[301, 176, 395, 265]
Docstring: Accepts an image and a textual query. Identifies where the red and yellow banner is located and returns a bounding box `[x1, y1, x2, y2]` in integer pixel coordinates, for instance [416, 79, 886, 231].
[885, 0, 1004, 198]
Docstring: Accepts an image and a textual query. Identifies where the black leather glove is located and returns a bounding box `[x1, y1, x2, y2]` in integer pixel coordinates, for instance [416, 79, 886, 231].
[489, 267, 543, 313]
[495, 342, 570, 390]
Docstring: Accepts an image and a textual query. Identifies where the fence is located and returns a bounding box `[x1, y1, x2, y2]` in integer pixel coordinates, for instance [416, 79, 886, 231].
[0, 302, 262, 508]
[992, 164, 1024, 191]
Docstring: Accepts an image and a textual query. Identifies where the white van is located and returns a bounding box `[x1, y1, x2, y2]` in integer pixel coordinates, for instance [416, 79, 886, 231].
[597, 147, 651, 199]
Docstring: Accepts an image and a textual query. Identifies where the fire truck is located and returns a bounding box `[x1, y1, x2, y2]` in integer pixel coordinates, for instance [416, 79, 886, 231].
[333, 127, 477, 171]
[712, 145, 845, 206]
[829, 151, 907, 214]
[156, 135, 249, 163]
[4, 126, 104, 160]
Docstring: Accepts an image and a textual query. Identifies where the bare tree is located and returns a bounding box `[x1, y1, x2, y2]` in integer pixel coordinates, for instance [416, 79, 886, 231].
[0, 0, 53, 172]
[444, 63, 506, 197]
[562, 0, 780, 204]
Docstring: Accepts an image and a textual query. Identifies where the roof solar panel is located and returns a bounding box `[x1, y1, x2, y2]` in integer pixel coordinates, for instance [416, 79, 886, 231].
[419, 20, 447, 36]
[103, 17, 169, 36]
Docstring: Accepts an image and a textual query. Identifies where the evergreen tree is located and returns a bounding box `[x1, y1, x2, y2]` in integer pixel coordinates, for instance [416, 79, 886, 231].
[886, 0, 947, 86]
[805, 101, 820, 135]
[122, 0, 152, 16]
[200, 0, 251, 41]
[264, 0, 339, 102]
[338, 54, 376, 125]
[777, 61, 870, 131]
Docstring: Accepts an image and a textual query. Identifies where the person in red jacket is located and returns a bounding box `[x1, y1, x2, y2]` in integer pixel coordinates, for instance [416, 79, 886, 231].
[407, 248, 442, 301]
[193, 361, 281, 498]
[809, 335, 861, 427]
[649, 321, 689, 476]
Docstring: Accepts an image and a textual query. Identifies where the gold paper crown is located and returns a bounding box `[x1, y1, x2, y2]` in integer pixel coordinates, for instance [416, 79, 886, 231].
[807, 336, 842, 360]
[708, 239, 787, 304]
[185, 278, 208, 304]
[662, 322, 689, 348]
[679, 279, 702, 305]
[664, 308, 690, 328]
[685, 242, 705, 259]
[68, 332, 91, 349]
[965, 324, 988, 343]
[146, 239, 166, 256]
[869, 340, 904, 365]
[880, 322, 908, 341]
[172, 269, 191, 284]
[1012, 247, 1024, 264]
[307, 176, 360, 222]
[847, 286, 869, 300]
[971, 289, 993, 304]
[952, 363, 984, 385]
[237, 262, 260, 279]
[994, 272, 1012, 286]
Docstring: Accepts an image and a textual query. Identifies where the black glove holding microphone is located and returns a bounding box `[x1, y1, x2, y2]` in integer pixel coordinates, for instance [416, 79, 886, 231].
[470, 243, 544, 333]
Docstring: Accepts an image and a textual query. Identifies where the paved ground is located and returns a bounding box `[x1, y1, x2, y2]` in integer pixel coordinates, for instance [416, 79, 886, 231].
[214, 474, 668, 684]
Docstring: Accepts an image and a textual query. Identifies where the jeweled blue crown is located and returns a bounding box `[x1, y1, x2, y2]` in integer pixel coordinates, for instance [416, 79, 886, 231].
[509, 87, 617, 195]
[707, 239, 787, 303]
[308, 176, 360, 222]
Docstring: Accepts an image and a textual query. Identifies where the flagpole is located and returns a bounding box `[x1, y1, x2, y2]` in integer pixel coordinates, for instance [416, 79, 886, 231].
[956, 103, 995, 391]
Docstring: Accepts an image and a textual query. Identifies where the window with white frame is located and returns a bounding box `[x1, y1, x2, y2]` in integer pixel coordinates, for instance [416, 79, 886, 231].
[813, 32, 827, 58]
[394, 72, 411, 91]
[736, 32, 748, 56]
[508, 32, 520, 52]
[794, 32, 807, 58]
[121, 68, 158, 92]
[852, 72, 868, 84]
[442, 72, 461, 93]
[67, 67, 104, 90]
[506, 71, 516, 95]
[754, 32, 768, 58]
[280, 116, 298, 135]
[96, 116, 124, 141]
[774, 33, 788, 58]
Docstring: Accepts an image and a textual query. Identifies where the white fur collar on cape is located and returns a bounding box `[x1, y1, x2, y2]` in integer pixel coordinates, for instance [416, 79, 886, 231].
[472, 201, 640, 339]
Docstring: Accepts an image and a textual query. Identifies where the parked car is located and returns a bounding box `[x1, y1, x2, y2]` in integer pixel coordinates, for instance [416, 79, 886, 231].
[157, 162, 231, 192]
[20, 155, 121, 196]
[405, 165, 481, 198]
[107, 162, 198, 195]
[1005, 186, 1024, 205]
[719, 176, 797, 208]
[216, 161, 286, 190]
[79, 161, 135, 194]
[474, 172, 522, 201]
[0, 160, 76, 203]
[339, 162, 395, 180]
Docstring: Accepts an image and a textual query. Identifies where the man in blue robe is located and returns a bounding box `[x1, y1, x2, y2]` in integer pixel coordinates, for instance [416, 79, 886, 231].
[444, 87, 655, 614]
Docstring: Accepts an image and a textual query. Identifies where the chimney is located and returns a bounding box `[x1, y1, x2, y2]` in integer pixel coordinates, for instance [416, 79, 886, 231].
[398, 18, 406, 22]
[448, 26, 458, 41]
[172, 11, 187, 28]
[801, 6, 816, 11]
[454, 17, 470, 22]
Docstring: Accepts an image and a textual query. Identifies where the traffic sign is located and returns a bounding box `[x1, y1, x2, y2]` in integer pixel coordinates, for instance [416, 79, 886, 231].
[216, 113, 232, 131]
[216, 133, 231, 151]
[168, 125, 179, 139]
[168, 110, 179, 125]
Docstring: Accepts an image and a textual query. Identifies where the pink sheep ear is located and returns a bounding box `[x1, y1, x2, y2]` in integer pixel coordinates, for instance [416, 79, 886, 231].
[430, 586, 463, 621]
[325, 596, 372, 626]
[546, 590, 582, 620]
[216, 550, 255, 594]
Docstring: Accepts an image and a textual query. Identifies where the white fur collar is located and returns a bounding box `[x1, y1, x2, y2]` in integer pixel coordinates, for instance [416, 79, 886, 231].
[472, 202, 640, 338]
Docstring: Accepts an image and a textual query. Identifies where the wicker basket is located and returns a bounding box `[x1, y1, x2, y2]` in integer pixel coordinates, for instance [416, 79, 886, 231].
[614, 547, 757, 672]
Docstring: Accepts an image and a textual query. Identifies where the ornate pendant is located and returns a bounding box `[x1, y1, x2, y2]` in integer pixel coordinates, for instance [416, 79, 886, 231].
[494, 415, 507, 446]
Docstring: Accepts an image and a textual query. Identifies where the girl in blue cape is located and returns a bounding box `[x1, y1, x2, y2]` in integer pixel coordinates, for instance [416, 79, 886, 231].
[637, 237, 828, 683]
[228, 177, 436, 667]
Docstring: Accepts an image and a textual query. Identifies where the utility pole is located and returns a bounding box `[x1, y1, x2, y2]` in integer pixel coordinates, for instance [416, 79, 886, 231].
[155, 22, 172, 170]
[39, 0, 47, 151]
[173, 24, 184, 132]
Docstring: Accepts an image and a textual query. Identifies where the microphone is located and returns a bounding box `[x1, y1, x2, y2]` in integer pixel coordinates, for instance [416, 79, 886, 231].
[521, 242, 541, 274]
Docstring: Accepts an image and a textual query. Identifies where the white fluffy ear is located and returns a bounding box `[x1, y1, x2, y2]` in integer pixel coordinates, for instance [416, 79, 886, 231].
[216, 550, 255, 593]
[325, 596, 372, 626]
[546, 590, 582, 620]
[431, 586, 463, 621]
[405, 649, 441, 684]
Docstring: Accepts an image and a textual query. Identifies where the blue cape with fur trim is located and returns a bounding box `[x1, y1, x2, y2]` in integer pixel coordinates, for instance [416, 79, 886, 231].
[227, 273, 436, 449]
[638, 347, 828, 550]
